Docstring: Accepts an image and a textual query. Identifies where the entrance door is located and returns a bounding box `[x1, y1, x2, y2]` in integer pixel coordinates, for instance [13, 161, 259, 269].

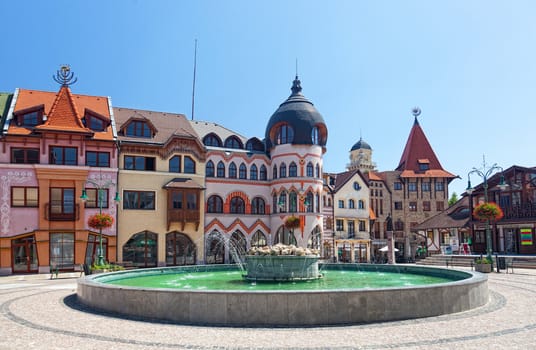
[12, 236, 38, 273]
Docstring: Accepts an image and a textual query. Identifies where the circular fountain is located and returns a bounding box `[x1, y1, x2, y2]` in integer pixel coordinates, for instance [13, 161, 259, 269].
[77, 247, 488, 326]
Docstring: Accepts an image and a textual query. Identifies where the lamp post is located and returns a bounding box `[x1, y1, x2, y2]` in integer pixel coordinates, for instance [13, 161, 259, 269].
[80, 176, 120, 266]
[466, 156, 507, 261]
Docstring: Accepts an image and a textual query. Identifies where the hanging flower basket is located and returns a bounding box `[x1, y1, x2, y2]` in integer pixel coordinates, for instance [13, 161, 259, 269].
[473, 202, 504, 221]
[284, 216, 301, 230]
[88, 213, 114, 229]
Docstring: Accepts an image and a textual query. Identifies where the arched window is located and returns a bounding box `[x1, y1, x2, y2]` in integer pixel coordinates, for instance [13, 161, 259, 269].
[228, 162, 237, 178]
[230, 196, 245, 214]
[229, 230, 247, 263]
[184, 156, 195, 174]
[315, 164, 320, 178]
[207, 195, 223, 213]
[279, 163, 287, 178]
[239, 163, 247, 179]
[358, 200, 365, 209]
[169, 156, 181, 173]
[122, 231, 158, 268]
[306, 192, 314, 212]
[246, 138, 264, 152]
[260, 165, 267, 180]
[273, 165, 277, 179]
[203, 133, 222, 147]
[165, 232, 196, 266]
[251, 197, 265, 214]
[251, 231, 267, 247]
[250, 164, 258, 180]
[289, 191, 298, 213]
[289, 162, 297, 177]
[217, 161, 225, 178]
[274, 226, 297, 246]
[273, 194, 278, 214]
[311, 126, 319, 144]
[315, 193, 320, 213]
[224, 136, 243, 149]
[206, 160, 215, 177]
[278, 192, 287, 213]
[276, 124, 294, 145]
[349, 199, 355, 209]
[205, 231, 225, 264]
[306, 162, 314, 177]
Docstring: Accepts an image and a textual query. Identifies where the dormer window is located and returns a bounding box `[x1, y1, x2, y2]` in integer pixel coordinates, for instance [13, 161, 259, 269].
[275, 124, 294, 145]
[125, 120, 152, 138]
[418, 159, 430, 171]
[224, 136, 243, 149]
[83, 109, 110, 132]
[14, 104, 44, 127]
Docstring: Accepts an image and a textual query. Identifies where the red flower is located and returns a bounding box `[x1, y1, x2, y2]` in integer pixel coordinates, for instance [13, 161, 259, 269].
[473, 202, 504, 221]
[88, 213, 114, 229]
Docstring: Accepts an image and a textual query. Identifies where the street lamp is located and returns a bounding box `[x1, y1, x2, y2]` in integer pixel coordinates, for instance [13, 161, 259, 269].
[466, 156, 507, 261]
[80, 176, 120, 266]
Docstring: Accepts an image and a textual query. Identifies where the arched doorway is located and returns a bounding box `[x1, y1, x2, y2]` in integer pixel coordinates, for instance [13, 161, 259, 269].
[229, 230, 247, 264]
[122, 231, 158, 268]
[205, 231, 225, 264]
[273, 226, 297, 246]
[166, 232, 196, 266]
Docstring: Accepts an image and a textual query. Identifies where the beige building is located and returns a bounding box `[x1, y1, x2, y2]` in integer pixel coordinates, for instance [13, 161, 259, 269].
[114, 108, 206, 267]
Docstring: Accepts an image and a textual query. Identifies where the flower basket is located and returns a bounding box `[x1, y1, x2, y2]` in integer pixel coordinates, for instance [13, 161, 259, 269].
[473, 202, 504, 221]
[88, 213, 114, 230]
[284, 216, 301, 230]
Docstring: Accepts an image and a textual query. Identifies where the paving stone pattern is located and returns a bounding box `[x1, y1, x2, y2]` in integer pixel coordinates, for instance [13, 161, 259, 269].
[1, 268, 536, 350]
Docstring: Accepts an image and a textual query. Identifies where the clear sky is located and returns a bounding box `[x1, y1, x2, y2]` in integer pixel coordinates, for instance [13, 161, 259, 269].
[2, 0, 535, 196]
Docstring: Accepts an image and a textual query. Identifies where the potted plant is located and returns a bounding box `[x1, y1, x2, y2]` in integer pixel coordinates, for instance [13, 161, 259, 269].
[473, 202, 504, 221]
[474, 256, 493, 273]
[284, 216, 300, 230]
[88, 213, 114, 230]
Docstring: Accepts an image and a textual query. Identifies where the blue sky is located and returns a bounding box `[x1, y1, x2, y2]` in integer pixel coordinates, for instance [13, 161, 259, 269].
[2, 0, 535, 196]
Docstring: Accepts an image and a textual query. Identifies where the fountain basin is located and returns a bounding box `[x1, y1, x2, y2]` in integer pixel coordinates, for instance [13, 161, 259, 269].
[77, 264, 488, 326]
[245, 255, 320, 281]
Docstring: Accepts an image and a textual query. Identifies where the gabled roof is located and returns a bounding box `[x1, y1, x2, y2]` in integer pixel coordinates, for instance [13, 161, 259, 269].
[35, 85, 90, 134]
[396, 117, 456, 179]
[412, 196, 471, 231]
[325, 169, 367, 193]
[190, 120, 248, 147]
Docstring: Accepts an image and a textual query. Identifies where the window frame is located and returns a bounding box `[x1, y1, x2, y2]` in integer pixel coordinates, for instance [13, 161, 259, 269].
[11, 148, 40, 164]
[124, 155, 156, 171]
[86, 151, 110, 167]
[123, 190, 156, 210]
[50, 146, 78, 165]
[11, 187, 38, 207]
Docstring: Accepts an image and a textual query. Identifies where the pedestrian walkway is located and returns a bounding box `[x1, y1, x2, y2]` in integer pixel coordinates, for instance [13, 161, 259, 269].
[1, 268, 536, 349]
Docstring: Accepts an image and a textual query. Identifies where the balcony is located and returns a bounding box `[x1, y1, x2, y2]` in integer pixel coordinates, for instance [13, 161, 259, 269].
[45, 203, 80, 221]
[167, 209, 201, 230]
[501, 203, 536, 221]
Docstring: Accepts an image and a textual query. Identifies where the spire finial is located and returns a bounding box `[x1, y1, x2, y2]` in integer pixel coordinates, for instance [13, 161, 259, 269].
[411, 106, 421, 124]
[53, 65, 77, 86]
[291, 75, 302, 95]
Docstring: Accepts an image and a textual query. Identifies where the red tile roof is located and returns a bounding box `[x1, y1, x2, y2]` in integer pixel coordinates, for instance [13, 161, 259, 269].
[35, 86, 88, 133]
[396, 118, 456, 179]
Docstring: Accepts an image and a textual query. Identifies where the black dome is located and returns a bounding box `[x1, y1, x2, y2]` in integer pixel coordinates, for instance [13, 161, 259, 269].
[350, 137, 372, 151]
[265, 77, 327, 150]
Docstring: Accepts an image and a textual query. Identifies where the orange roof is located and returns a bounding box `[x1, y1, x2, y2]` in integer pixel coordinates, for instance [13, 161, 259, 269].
[9, 88, 113, 140]
[400, 169, 457, 178]
[366, 171, 382, 181]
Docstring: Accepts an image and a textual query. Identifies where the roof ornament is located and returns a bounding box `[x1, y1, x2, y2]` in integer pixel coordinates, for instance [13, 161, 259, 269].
[411, 106, 421, 124]
[291, 75, 302, 95]
[53, 65, 77, 86]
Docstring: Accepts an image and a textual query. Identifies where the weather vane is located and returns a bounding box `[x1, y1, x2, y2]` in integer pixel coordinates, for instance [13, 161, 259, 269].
[411, 107, 421, 118]
[53, 65, 77, 86]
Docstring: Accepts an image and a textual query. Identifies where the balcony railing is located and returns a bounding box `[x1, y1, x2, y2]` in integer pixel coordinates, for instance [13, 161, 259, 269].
[167, 209, 201, 230]
[501, 203, 536, 220]
[45, 203, 80, 221]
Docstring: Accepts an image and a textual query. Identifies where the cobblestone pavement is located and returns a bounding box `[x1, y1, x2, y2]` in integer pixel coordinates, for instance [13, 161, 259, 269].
[1, 268, 536, 350]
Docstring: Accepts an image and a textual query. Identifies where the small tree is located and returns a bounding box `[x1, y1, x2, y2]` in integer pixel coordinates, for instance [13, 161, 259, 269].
[448, 192, 458, 207]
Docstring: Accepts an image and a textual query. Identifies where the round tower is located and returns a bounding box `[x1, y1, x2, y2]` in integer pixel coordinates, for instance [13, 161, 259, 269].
[264, 76, 327, 248]
[348, 137, 376, 172]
